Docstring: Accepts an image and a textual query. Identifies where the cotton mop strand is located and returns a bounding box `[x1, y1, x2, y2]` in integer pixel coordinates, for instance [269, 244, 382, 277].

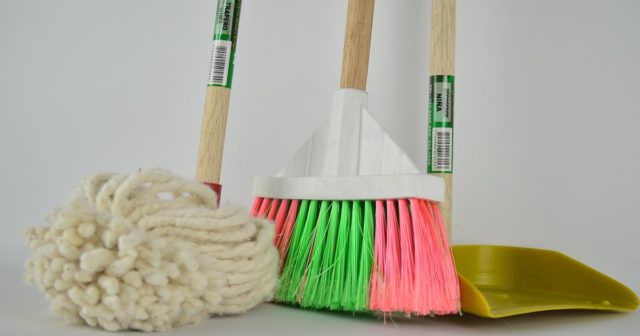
[251, 0, 459, 315]
[23, 0, 278, 331]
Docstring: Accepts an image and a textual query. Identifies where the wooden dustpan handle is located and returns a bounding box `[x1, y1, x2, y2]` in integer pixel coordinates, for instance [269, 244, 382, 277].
[340, 0, 375, 90]
[429, 0, 456, 234]
[430, 0, 456, 75]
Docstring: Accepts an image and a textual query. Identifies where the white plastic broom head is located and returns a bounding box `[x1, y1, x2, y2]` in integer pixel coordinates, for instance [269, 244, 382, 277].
[253, 89, 444, 202]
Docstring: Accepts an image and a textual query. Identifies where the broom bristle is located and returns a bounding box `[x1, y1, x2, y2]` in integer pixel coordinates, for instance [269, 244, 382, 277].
[382, 200, 402, 311]
[250, 197, 459, 315]
[369, 201, 386, 310]
[397, 199, 416, 310]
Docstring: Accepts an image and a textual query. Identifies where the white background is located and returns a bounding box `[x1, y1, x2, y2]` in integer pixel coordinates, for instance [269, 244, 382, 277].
[1, 0, 638, 334]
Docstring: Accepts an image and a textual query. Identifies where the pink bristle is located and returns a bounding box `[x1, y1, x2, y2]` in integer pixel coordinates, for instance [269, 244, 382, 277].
[267, 198, 281, 221]
[381, 200, 401, 311]
[277, 199, 299, 267]
[412, 199, 459, 314]
[424, 200, 457, 314]
[422, 200, 446, 312]
[256, 197, 271, 217]
[397, 199, 415, 313]
[369, 200, 387, 310]
[251, 197, 299, 271]
[250, 197, 264, 216]
[370, 199, 459, 315]
[273, 199, 290, 247]
[409, 198, 436, 314]
[429, 201, 460, 313]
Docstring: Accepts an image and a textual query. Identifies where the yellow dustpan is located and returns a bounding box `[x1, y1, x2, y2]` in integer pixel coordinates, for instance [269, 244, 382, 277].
[453, 245, 639, 318]
[427, 1, 639, 318]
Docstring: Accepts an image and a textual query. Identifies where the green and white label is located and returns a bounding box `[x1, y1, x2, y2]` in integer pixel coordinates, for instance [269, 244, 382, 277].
[428, 75, 455, 173]
[208, 0, 241, 88]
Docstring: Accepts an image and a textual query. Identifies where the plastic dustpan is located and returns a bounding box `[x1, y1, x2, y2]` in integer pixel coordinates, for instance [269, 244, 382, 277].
[453, 245, 640, 318]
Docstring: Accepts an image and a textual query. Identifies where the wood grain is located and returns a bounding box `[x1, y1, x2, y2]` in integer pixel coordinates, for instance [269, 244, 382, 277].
[340, 0, 375, 90]
[430, 0, 456, 75]
[196, 85, 231, 184]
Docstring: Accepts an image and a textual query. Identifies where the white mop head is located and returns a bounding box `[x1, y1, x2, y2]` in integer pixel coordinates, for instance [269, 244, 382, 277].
[24, 169, 278, 331]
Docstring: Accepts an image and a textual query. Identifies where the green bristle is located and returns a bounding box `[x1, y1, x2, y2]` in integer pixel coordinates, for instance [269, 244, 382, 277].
[300, 201, 331, 307]
[276, 200, 311, 303]
[290, 200, 319, 302]
[330, 201, 350, 307]
[315, 201, 340, 306]
[275, 200, 374, 311]
[342, 201, 362, 309]
[356, 200, 374, 309]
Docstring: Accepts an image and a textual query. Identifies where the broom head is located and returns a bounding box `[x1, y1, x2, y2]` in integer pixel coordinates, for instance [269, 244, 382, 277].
[252, 89, 460, 315]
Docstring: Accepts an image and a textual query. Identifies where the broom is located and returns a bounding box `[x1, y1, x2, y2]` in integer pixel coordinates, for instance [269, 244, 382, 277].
[251, 0, 460, 315]
[251, 0, 459, 315]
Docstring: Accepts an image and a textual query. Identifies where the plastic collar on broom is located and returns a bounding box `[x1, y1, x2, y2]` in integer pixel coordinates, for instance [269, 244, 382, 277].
[252, 0, 460, 315]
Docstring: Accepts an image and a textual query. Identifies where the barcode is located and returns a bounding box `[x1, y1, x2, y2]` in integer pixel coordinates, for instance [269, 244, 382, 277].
[208, 41, 232, 86]
[432, 128, 452, 171]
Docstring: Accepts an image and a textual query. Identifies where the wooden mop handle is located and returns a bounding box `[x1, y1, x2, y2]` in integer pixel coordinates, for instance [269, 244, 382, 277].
[196, 0, 242, 201]
[196, 86, 230, 186]
[429, 0, 456, 234]
[340, 0, 375, 90]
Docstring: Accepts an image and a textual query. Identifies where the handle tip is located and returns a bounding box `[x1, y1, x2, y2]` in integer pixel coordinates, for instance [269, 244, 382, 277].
[202, 182, 222, 206]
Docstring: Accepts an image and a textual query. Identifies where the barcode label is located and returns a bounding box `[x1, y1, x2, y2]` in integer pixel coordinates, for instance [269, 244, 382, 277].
[208, 40, 232, 86]
[428, 75, 454, 173]
[432, 128, 452, 171]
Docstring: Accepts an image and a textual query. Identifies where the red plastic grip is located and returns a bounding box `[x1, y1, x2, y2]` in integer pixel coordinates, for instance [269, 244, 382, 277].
[203, 182, 222, 205]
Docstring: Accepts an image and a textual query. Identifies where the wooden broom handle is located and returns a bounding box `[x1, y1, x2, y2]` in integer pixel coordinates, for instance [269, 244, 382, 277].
[430, 0, 456, 75]
[340, 0, 375, 90]
[196, 86, 230, 186]
[198, 0, 375, 184]
[430, 0, 456, 233]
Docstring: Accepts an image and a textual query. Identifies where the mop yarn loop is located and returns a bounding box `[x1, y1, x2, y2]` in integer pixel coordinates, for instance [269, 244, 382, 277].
[24, 169, 278, 332]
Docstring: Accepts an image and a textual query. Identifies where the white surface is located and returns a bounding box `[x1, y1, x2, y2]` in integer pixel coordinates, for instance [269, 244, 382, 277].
[1, 0, 638, 334]
[0, 262, 637, 336]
